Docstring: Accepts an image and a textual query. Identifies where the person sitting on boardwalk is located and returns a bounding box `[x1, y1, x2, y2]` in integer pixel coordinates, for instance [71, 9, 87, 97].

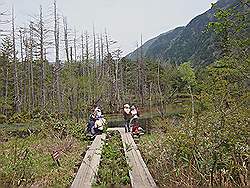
[123, 104, 131, 132]
[94, 108, 106, 133]
[87, 108, 98, 135]
[87, 106, 104, 136]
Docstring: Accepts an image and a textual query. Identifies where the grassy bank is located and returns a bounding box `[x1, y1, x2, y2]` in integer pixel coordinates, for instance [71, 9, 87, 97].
[138, 117, 248, 187]
[94, 131, 130, 187]
[0, 119, 88, 187]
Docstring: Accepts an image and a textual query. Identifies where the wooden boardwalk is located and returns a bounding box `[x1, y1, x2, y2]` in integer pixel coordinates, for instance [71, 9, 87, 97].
[71, 133, 106, 188]
[71, 128, 156, 188]
[109, 128, 157, 188]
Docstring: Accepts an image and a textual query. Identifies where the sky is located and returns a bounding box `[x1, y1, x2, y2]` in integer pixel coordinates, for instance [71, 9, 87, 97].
[2, 0, 216, 56]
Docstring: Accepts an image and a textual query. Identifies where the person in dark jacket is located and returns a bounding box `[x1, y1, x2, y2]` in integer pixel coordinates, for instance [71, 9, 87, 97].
[123, 104, 131, 132]
[87, 110, 97, 135]
[87, 106, 102, 135]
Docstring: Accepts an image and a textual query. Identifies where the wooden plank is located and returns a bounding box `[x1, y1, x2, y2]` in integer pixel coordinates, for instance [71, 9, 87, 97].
[71, 133, 106, 188]
[110, 128, 157, 188]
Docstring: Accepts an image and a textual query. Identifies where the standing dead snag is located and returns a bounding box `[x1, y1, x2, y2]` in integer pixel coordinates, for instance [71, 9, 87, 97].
[85, 31, 89, 75]
[18, 29, 24, 111]
[97, 34, 101, 78]
[63, 16, 70, 63]
[38, 5, 46, 112]
[139, 34, 145, 107]
[81, 32, 84, 75]
[100, 33, 104, 78]
[29, 22, 35, 113]
[93, 25, 97, 74]
[74, 29, 77, 63]
[54, 0, 61, 114]
[11, 6, 20, 113]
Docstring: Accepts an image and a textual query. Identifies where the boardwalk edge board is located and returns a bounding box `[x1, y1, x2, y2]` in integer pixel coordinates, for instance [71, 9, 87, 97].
[71, 133, 106, 188]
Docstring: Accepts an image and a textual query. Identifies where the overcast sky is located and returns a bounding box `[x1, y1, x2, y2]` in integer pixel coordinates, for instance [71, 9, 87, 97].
[3, 0, 216, 56]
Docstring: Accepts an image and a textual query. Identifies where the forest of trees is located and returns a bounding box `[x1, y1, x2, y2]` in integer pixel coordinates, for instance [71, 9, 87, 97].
[0, 0, 249, 125]
[0, 0, 191, 122]
[0, 0, 248, 120]
[0, 0, 144, 122]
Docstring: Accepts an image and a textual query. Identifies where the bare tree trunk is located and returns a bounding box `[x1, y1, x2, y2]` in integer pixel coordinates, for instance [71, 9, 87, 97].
[81, 32, 84, 75]
[105, 30, 113, 111]
[85, 31, 89, 75]
[93, 25, 97, 74]
[70, 46, 73, 63]
[54, 0, 61, 115]
[24, 34, 29, 111]
[63, 16, 70, 63]
[74, 29, 77, 62]
[140, 34, 145, 106]
[85, 31, 91, 105]
[29, 22, 35, 113]
[119, 56, 124, 103]
[100, 34, 104, 78]
[115, 50, 122, 112]
[97, 34, 101, 78]
[19, 30, 24, 111]
[12, 7, 20, 113]
[39, 5, 46, 112]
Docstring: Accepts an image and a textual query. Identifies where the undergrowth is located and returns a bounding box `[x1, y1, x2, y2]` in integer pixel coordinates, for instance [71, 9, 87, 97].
[95, 130, 131, 187]
[0, 119, 88, 187]
[139, 117, 248, 187]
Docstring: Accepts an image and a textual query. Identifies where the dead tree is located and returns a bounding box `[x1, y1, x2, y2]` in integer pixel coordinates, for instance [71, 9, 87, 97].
[1, 37, 12, 116]
[63, 16, 70, 63]
[139, 34, 145, 107]
[97, 34, 101, 78]
[100, 34, 104, 77]
[29, 22, 35, 112]
[81, 32, 84, 75]
[54, 0, 61, 114]
[11, 6, 20, 113]
[74, 29, 77, 63]
[93, 25, 97, 74]
[85, 31, 89, 75]
[38, 5, 46, 111]
[114, 49, 122, 111]
[18, 30, 23, 110]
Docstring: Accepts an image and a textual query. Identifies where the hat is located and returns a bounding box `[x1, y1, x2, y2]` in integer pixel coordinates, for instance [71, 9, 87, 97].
[124, 104, 130, 108]
[131, 105, 135, 109]
[94, 107, 101, 112]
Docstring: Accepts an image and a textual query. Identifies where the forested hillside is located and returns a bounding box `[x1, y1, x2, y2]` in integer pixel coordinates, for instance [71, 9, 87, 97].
[127, 0, 243, 65]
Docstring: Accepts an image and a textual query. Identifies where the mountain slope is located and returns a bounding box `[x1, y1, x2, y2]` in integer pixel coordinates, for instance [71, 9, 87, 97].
[126, 0, 238, 65]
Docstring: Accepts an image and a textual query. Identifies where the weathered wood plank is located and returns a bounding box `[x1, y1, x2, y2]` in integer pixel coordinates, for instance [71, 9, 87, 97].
[110, 127, 157, 188]
[71, 133, 106, 188]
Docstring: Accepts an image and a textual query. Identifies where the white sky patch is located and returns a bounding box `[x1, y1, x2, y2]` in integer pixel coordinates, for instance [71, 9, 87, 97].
[2, 0, 217, 57]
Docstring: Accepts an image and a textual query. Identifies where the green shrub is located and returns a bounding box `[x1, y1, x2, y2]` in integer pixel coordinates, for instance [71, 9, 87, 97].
[95, 131, 130, 186]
